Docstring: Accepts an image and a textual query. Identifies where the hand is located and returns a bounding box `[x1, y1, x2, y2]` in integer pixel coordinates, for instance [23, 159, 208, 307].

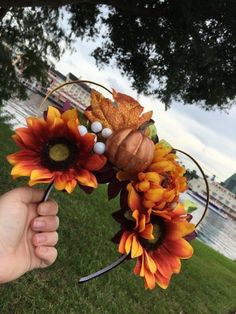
[0, 187, 59, 283]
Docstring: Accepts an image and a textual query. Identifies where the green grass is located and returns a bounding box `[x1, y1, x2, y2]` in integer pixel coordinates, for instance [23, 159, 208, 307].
[0, 114, 236, 314]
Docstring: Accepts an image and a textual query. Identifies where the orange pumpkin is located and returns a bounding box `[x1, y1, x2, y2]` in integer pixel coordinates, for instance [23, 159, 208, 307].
[105, 128, 155, 174]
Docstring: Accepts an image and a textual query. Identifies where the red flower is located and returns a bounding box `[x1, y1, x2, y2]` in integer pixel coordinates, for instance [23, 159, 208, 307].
[117, 203, 195, 289]
[7, 106, 107, 193]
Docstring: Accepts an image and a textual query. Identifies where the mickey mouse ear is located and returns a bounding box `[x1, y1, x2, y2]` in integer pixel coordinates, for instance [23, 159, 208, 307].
[174, 148, 209, 227]
[79, 254, 128, 283]
[42, 181, 129, 283]
[42, 147, 209, 284]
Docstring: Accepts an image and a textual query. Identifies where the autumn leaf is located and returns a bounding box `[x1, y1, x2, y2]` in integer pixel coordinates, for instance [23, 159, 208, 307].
[84, 89, 153, 131]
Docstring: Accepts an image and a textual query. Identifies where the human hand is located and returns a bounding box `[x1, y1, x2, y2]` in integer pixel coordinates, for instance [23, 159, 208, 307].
[0, 187, 59, 283]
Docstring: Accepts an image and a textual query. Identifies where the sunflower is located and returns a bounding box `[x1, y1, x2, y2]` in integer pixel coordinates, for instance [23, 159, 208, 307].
[7, 106, 107, 193]
[115, 203, 195, 289]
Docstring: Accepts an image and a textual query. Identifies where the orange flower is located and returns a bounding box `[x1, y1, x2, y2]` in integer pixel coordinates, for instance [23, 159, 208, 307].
[134, 141, 187, 211]
[117, 203, 195, 289]
[7, 106, 107, 193]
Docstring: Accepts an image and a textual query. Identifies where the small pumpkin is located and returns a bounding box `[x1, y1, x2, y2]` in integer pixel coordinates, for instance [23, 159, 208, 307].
[105, 128, 155, 174]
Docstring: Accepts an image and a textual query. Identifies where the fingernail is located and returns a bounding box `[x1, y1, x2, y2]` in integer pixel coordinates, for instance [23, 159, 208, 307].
[36, 234, 46, 244]
[34, 220, 46, 229]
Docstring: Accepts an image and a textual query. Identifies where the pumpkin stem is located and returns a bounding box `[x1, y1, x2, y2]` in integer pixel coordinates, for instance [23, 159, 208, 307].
[138, 119, 154, 133]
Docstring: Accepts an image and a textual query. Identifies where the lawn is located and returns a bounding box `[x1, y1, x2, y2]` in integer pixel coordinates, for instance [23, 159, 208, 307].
[0, 114, 236, 314]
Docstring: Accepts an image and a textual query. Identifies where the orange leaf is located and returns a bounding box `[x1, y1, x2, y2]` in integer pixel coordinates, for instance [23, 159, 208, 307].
[84, 89, 153, 131]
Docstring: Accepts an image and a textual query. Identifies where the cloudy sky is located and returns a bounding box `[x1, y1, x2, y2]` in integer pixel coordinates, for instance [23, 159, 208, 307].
[56, 38, 236, 182]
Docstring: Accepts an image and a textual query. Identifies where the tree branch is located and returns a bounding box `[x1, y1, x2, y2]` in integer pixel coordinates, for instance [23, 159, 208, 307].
[0, 7, 9, 20]
[0, 0, 163, 18]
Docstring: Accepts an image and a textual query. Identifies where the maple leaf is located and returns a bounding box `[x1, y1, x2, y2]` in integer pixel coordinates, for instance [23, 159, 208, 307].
[84, 89, 153, 131]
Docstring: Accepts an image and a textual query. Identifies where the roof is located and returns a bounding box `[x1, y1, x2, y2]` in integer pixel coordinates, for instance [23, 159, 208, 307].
[67, 72, 91, 93]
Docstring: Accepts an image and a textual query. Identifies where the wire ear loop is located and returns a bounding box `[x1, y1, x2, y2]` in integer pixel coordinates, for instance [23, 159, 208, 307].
[40, 81, 210, 283]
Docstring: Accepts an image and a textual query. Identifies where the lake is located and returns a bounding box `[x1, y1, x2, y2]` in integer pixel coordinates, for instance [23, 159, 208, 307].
[2, 91, 236, 260]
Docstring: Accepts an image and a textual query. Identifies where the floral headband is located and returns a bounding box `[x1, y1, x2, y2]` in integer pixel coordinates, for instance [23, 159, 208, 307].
[7, 80, 209, 290]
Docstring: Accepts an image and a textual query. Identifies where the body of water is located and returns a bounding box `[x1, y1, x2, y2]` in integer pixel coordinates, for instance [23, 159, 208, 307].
[2, 92, 236, 260]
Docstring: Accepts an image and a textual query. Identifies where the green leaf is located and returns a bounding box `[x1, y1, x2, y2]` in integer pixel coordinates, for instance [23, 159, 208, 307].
[183, 199, 198, 213]
[78, 111, 89, 126]
[147, 123, 158, 142]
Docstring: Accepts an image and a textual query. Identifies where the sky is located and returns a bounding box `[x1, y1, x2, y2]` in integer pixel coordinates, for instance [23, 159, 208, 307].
[55, 38, 236, 182]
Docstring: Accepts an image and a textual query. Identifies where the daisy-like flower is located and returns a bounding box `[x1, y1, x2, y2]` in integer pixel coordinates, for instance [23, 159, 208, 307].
[114, 203, 195, 290]
[7, 106, 107, 193]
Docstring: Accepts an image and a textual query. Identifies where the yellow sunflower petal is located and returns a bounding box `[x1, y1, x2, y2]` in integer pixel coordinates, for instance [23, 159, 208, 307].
[46, 106, 61, 125]
[118, 231, 131, 254]
[64, 179, 77, 194]
[29, 168, 54, 185]
[166, 221, 195, 240]
[131, 236, 143, 258]
[61, 108, 78, 123]
[144, 269, 156, 290]
[144, 250, 157, 273]
[76, 169, 97, 188]
[127, 183, 142, 211]
[125, 233, 134, 254]
[140, 223, 154, 240]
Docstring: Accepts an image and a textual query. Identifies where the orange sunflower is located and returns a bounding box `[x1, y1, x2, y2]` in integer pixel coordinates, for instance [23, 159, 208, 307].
[115, 203, 195, 289]
[7, 106, 107, 193]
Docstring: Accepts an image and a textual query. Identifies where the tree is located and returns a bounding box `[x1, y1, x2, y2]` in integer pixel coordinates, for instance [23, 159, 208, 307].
[1, 1, 236, 110]
[0, 7, 71, 103]
[185, 169, 199, 181]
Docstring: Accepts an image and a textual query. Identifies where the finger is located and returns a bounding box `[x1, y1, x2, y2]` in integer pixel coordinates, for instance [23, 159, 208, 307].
[37, 200, 58, 216]
[32, 216, 59, 232]
[14, 187, 45, 204]
[32, 232, 58, 247]
[35, 246, 58, 268]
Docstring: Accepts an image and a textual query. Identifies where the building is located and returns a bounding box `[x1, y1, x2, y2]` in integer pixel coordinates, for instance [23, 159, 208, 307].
[189, 177, 236, 219]
[46, 69, 91, 111]
[222, 173, 236, 195]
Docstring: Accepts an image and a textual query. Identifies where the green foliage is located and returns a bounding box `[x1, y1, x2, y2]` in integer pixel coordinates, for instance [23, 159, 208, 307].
[2, 1, 236, 110]
[185, 169, 199, 181]
[183, 199, 198, 214]
[68, 0, 236, 110]
[0, 7, 71, 102]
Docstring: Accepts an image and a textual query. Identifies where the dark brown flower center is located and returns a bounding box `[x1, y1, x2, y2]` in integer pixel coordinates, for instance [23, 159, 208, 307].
[41, 137, 78, 171]
[140, 217, 165, 251]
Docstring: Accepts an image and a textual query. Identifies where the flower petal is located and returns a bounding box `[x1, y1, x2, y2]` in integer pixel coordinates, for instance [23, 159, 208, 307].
[131, 235, 143, 258]
[118, 231, 131, 254]
[80, 154, 107, 171]
[154, 271, 170, 289]
[144, 269, 156, 290]
[76, 169, 97, 188]
[46, 106, 61, 125]
[29, 168, 54, 185]
[127, 183, 142, 211]
[79, 133, 96, 154]
[144, 250, 157, 273]
[61, 108, 78, 122]
[144, 188, 164, 202]
[166, 221, 195, 240]
[164, 238, 194, 259]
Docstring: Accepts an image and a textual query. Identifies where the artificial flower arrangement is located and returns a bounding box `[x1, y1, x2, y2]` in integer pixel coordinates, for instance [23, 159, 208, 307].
[7, 81, 208, 290]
